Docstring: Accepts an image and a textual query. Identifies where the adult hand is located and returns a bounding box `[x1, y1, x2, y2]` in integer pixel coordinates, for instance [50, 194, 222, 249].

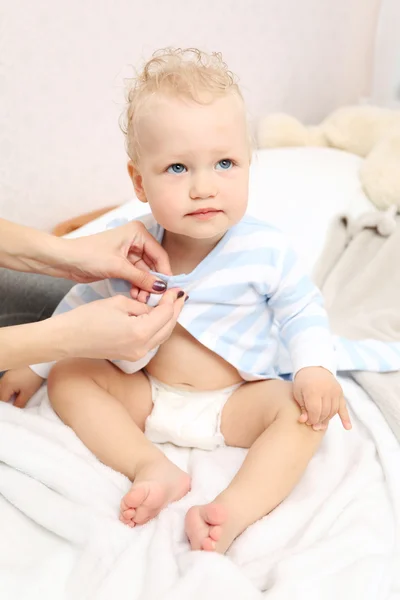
[0, 289, 187, 372]
[55, 221, 173, 301]
[57, 288, 186, 362]
[0, 289, 186, 400]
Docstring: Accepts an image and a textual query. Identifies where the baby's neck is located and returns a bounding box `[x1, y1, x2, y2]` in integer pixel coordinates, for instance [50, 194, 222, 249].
[162, 230, 225, 275]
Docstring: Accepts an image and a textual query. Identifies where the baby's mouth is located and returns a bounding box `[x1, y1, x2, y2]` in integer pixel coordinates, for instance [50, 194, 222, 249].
[187, 208, 222, 216]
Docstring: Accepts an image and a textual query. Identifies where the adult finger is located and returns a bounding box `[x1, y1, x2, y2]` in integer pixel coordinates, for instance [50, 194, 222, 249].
[146, 314, 177, 348]
[130, 286, 140, 300]
[112, 260, 168, 295]
[138, 290, 186, 345]
[113, 295, 151, 317]
[140, 234, 173, 276]
[127, 252, 152, 273]
[145, 301, 186, 347]
[135, 303, 175, 341]
[137, 289, 150, 304]
[157, 287, 185, 306]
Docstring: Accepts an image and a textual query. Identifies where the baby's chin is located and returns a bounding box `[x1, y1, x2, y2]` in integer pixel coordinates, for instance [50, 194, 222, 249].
[167, 219, 233, 242]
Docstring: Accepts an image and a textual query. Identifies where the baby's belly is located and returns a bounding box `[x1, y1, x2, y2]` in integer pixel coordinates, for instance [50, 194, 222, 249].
[146, 323, 243, 390]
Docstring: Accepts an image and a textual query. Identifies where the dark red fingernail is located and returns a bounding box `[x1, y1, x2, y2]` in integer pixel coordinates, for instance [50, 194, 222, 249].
[153, 280, 167, 292]
[184, 295, 189, 303]
[177, 290, 185, 299]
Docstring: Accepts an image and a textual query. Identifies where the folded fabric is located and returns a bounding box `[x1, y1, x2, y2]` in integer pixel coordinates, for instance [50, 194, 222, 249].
[314, 208, 400, 438]
[0, 377, 399, 600]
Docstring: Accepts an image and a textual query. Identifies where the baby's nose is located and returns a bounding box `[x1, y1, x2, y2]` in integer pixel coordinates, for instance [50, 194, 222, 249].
[190, 173, 217, 199]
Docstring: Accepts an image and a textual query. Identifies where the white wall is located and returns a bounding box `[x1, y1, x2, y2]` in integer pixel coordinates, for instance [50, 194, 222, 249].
[371, 0, 400, 107]
[0, 0, 381, 230]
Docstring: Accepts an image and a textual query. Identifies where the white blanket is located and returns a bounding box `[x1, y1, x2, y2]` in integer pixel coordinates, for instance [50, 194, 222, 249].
[0, 376, 399, 600]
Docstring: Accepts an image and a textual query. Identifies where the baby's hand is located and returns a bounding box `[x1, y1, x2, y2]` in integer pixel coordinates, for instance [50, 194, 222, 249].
[293, 367, 352, 431]
[0, 367, 44, 408]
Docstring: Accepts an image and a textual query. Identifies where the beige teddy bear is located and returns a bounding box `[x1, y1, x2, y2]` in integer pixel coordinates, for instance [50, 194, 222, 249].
[257, 106, 400, 212]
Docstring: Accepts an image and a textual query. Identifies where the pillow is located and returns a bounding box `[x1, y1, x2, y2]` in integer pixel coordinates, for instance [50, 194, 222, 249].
[69, 147, 374, 274]
[247, 147, 374, 272]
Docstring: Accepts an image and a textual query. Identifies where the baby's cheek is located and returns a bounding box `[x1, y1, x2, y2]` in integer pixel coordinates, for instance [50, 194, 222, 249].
[149, 195, 181, 229]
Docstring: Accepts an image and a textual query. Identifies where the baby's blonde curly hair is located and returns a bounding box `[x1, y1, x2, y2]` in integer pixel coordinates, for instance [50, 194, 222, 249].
[121, 48, 244, 166]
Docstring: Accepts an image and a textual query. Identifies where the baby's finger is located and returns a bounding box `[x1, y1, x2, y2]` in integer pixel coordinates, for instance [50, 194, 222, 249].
[313, 420, 329, 431]
[14, 391, 29, 409]
[328, 395, 340, 421]
[304, 393, 322, 425]
[298, 407, 309, 424]
[338, 396, 352, 430]
[0, 382, 15, 403]
[319, 396, 333, 423]
[293, 390, 308, 423]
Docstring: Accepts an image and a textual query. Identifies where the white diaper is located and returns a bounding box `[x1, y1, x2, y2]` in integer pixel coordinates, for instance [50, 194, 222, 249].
[144, 375, 242, 451]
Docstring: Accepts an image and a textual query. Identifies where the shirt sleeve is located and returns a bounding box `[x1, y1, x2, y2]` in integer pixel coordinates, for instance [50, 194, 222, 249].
[30, 279, 112, 379]
[268, 236, 336, 377]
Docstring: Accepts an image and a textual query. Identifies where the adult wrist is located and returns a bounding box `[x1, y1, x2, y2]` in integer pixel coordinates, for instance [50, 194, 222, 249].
[0, 316, 70, 371]
[17, 230, 69, 276]
[43, 311, 78, 360]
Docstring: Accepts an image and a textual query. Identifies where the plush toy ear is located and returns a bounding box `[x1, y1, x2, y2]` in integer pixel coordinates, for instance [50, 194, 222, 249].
[127, 161, 148, 203]
[257, 114, 310, 148]
[360, 132, 400, 212]
[321, 105, 398, 157]
[257, 113, 328, 149]
[306, 125, 329, 147]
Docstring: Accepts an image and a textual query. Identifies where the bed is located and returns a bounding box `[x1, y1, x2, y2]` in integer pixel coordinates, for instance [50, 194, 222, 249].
[0, 146, 399, 600]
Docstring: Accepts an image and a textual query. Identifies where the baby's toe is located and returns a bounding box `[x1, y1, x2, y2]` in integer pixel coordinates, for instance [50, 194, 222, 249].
[122, 507, 136, 520]
[202, 537, 216, 552]
[209, 525, 222, 541]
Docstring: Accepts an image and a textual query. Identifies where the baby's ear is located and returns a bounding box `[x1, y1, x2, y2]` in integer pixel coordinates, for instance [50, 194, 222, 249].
[127, 161, 147, 203]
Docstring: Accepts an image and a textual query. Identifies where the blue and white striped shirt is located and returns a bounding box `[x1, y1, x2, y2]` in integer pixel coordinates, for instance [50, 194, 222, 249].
[31, 214, 337, 380]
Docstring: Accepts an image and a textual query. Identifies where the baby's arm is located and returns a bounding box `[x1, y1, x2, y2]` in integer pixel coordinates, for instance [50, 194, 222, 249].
[268, 238, 350, 430]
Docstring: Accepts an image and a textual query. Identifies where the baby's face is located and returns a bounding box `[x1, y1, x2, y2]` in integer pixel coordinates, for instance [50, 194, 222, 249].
[128, 93, 250, 241]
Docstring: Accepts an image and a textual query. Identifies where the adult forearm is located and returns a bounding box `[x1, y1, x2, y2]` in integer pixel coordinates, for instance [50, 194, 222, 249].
[0, 317, 70, 370]
[0, 218, 65, 275]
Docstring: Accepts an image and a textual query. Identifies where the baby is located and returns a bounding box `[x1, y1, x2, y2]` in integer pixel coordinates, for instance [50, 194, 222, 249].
[1, 48, 351, 554]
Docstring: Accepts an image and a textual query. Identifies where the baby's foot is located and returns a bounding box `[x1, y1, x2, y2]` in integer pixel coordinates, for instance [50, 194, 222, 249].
[185, 502, 239, 553]
[120, 456, 191, 527]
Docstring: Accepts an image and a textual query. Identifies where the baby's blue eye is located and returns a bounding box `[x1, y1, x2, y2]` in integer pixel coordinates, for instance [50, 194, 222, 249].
[216, 159, 233, 170]
[167, 163, 187, 174]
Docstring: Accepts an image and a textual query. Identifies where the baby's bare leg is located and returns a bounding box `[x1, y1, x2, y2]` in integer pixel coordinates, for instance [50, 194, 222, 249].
[185, 380, 324, 553]
[48, 358, 191, 526]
